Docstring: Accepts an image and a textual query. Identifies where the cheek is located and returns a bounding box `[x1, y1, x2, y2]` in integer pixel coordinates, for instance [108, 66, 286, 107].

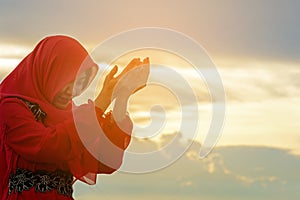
[52, 94, 59, 105]
[52, 89, 63, 103]
[53, 91, 61, 100]
[48, 87, 64, 104]
[50, 79, 74, 101]
[52, 91, 64, 103]
[52, 94, 62, 109]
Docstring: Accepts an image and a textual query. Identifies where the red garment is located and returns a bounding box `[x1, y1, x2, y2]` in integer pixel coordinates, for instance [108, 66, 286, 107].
[0, 36, 132, 199]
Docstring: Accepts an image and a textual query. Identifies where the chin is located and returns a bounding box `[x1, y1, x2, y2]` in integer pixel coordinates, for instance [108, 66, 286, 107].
[53, 102, 70, 110]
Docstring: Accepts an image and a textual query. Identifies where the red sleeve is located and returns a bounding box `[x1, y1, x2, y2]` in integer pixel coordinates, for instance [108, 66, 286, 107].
[1, 99, 82, 163]
[69, 105, 133, 180]
[95, 108, 133, 174]
[1, 98, 133, 182]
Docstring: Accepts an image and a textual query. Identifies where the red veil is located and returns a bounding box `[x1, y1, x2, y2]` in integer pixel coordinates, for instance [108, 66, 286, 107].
[0, 35, 132, 194]
[0, 35, 98, 125]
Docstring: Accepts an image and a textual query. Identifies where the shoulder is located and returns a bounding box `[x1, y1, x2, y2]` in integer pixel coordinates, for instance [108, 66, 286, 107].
[0, 97, 29, 111]
[0, 97, 32, 122]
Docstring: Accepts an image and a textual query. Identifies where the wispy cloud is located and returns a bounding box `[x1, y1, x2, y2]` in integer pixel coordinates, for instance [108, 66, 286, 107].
[219, 64, 300, 102]
[74, 137, 300, 199]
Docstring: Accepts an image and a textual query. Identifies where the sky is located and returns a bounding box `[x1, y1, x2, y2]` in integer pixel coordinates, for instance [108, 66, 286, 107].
[0, 0, 299, 199]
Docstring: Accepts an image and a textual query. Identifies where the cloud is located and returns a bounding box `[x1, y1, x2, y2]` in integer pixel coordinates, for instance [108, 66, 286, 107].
[218, 64, 300, 102]
[73, 136, 300, 199]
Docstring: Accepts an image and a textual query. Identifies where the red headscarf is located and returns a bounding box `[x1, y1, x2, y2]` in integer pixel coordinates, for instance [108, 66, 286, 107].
[0, 35, 98, 125]
[0, 36, 132, 186]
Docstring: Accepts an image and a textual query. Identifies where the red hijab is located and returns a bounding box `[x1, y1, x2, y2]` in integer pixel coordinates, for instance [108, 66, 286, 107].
[0, 35, 98, 125]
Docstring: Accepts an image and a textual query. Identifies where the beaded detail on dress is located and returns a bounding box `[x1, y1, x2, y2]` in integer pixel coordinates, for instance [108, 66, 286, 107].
[8, 168, 73, 197]
[17, 97, 47, 123]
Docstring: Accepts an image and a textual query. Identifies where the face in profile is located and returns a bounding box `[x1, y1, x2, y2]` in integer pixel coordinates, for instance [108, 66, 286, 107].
[52, 67, 97, 109]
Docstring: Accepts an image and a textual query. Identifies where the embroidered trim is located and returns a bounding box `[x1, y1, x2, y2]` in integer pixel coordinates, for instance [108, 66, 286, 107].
[8, 168, 73, 197]
[17, 97, 47, 123]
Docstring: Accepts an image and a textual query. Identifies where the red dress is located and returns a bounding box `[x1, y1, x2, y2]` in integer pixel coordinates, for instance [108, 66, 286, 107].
[0, 98, 132, 200]
[0, 35, 133, 199]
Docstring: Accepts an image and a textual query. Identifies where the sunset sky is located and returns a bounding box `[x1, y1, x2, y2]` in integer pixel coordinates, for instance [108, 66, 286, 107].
[1, 0, 299, 199]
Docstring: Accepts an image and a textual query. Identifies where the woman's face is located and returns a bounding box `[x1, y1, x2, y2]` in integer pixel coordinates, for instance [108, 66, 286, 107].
[52, 68, 94, 109]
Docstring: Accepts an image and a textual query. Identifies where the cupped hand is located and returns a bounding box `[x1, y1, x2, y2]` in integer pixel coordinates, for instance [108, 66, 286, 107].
[95, 65, 119, 111]
[95, 57, 150, 112]
[114, 57, 150, 96]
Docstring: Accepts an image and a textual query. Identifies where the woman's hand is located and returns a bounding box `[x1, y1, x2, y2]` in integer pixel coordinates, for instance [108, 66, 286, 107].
[95, 65, 119, 112]
[113, 57, 150, 98]
[95, 57, 150, 113]
[112, 57, 150, 121]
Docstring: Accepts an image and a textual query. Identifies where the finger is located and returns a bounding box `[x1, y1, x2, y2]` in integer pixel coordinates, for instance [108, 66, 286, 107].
[104, 65, 118, 84]
[128, 58, 139, 67]
[142, 57, 149, 64]
[108, 65, 118, 78]
[129, 58, 140, 69]
[119, 58, 140, 77]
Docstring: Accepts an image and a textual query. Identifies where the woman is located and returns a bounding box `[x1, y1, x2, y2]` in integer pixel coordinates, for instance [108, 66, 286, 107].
[0, 35, 149, 199]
